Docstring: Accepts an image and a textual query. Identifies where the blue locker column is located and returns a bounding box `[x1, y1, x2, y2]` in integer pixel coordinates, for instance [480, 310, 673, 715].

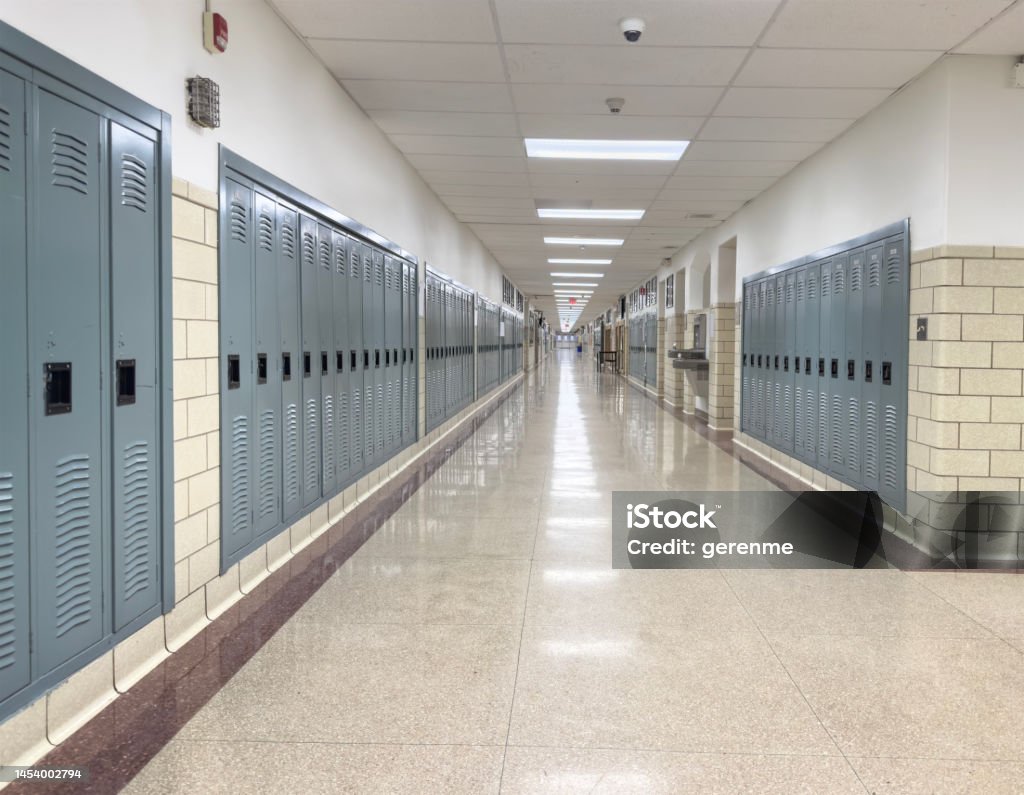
[348, 243, 365, 478]
[844, 249, 865, 483]
[861, 244, 884, 492]
[817, 261, 832, 472]
[0, 67, 30, 701]
[31, 89, 105, 671]
[332, 232, 351, 485]
[372, 250, 386, 462]
[276, 205, 302, 523]
[220, 179, 255, 559]
[880, 235, 907, 507]
[828, 255, 848, 474]
[360, 244, 375, 467]
[317, 223, 337, 496]
[252, 192, 282, 537]
[108, 122, 163, 629]
[299, 215, 321, 508]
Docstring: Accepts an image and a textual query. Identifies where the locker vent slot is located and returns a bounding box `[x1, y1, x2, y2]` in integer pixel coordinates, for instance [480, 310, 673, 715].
[230, 416, 249, 536]
[848, 398, 860, 470]
[304, 400, 318, 493]
[53, 455, 93, 638]
[121, 442, 151, 600]
[281, 223, 295, 259]
[868, 259, 881, 288]
[258, 411, 276, 519]
[335, 246, 346, 275]
[834, 266, 845, 294]
[257, 213, 273, 252]
[51, 130, 89, 195]
[830, 396, 843, 466]
[284, 403, 299, 503]
[229, 199, 247, 242]
[808, 274, 817, 299]
[851, 263, 863, 292]
[339, 392, 350, 469]
[302, 232, 315, 265]
[323, 395, 335, 482]
[119, 154, 148, 212]
[865, 401, 879, 481]
[0, 106, 10, 172]
[886, 251, 902, 284]
[0, 474, 16, 669]
[883, 405, 898, 488]
[319, 239, 330, 270]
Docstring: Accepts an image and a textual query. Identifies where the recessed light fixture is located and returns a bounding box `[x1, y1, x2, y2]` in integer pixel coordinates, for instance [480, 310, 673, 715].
[548, 258, 612, 265]
[544, 237, 624, 247]
[551, 272, 604, 278]
[554, 289, 593, 294]
[538, 209, 644, 221]
[552, 282, 599, 287]
[525, 139, 689, 161]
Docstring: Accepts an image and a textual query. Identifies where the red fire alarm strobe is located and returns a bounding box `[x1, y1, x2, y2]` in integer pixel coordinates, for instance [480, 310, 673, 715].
[203, 11, 228, 54]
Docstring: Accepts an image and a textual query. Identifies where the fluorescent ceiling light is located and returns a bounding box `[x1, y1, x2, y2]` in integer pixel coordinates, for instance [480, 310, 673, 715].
[538, 208, 644, 221]
[550, 272, 604, 278]
[545, 237, 624, 247]
[548, 258, 612, 265]
[552, 282, 598, 287]
[525, 138, 689, 161]
[554, 290, 593, 295]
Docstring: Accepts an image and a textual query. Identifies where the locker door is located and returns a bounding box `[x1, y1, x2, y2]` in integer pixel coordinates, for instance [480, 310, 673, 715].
[277, 205, 302, 522]
[385, 257, 399, 452]
[109, 122, 162, 628]
[773, 275, 786, 448]
[299, 215, 321, 507]
[373, 249, 385, 459]
[880, 236, 907, 506]
[348, 242, 364, 477]
[829, 255, 847, 473]
[405, 262, 415, 444]
[333, 231, 350, 484]
[31, 89, 105, 671]
[861, 244, 883, 492]
[792, 269, 806, 459]
[763, 279, 775, 442]
[844, 249, 865, 484]
[252, 191, 281, 537]
[0, 68, 30, 701]
[817, 260, 832, 471]
[782, 271, 796, 452]
[804, 266, 820, 466]
[361, 244, 375, 465]
[317, 223, 336, 496]
[740, 286, 749, 432]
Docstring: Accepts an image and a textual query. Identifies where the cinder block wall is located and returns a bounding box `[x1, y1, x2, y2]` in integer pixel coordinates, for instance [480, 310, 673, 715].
[0, 179, 524, 772]
[708, 303, 736, 431]
[663, 314, 687, 408]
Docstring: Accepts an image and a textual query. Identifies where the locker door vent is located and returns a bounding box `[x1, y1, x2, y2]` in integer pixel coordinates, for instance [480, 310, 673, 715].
[281, 223, 295, 259]
[851, 263, 862, 292]
[0, 474, 14, 669]
[229, 417, 250, 536]
[323, 395, 335, 482]
[868, 259, 881, 288]
[229, 199, 247, 243]
[51, 131, 89, 195]
[319, 239, 330, 270]
[335, 246, 346, 276]
[301, 232, 315, 265]
[257, 213, 273, 252]
[304, 400, 318, 493]
[119, 154, 148, 213]
[53, 455, 93, 638]
[883, 405, 899, 488]
[120, 441, 151, 601]
[0, 106, 10, 172]
[284, 404, 299, 503]
[258, 411, 276, 519]
[865, 402, 879, 481]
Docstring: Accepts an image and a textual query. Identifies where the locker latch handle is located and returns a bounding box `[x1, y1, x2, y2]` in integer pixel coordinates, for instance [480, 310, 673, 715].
[228, 355, 241, 390]
[44, 362, 73, 415]
[303, 352, 312, 378]
[847, 359, 855, 380]
[375, 349, 381, 368]
[351, 350, 357, 371]
[794, 357, 800, 374]
[393, 348, 398, 365]
[321, 351, 329, 375]
[882, 361, 892, 385]
[865, 360, 873, 383]
[336, 351, 344, 373]
[805, 357, 811, 374]
[282, 353, 292, 381]
[774, 355, 779, 371]
[818, 358, 825, 377]
[743, 354, 747, 366]
[116, 359, 136, 406]
[364, 350, 370, 369]
[831, 359, 838, 378]
[385, 350, 390, 367]
[257, 354, 268, 385]
[784, 356, 789, 372]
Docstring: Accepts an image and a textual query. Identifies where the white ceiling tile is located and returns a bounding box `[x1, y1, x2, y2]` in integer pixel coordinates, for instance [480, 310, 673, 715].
[312, 41, 505, 82]
[517, 113, 704, 139]
[641, 211, 727, 226]
[494, 0, 780, 46]
[956, 2, 1024, 53]
[406, 154, 527, 173]
[510, 84, 723, 116]
[673, 160, 798, 177]
[526, 187, 661, 202]
[526, 158, 678, 177]
[700, 116, 853, 142]
[368, 110, 520, 136]
[715, 87, 892, 118]
[735, 49, 942, 89]
[455, 214, 540, 224]
[436, 185, 535, 198]
[274, 0, 497, 41]
[389, 135, 525, 157]
[341, 81, 514, 113]
[684, 141, 824, 161]
[663, 175, 778, 190]
[443, 197, 537, 210]
[528, 173, 667, 189]
[420, 170, 530, 186]
[504, 45, 747, 86]
[649, 199, 747, 212]
[762, 0, 1013, 50]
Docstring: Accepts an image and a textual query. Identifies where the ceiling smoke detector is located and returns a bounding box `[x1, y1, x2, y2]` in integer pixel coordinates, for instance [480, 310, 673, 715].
[606, 97, 625, 114]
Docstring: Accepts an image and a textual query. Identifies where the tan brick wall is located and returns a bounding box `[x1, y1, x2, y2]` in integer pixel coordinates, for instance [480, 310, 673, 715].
[708, 303, 736, 431]
[662, 315, 687, 407]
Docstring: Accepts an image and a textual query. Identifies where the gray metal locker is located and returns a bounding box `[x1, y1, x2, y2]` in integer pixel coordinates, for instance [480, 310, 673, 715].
[333, 231, 351, 484]
[221, 179, 254, 561]
[277, 204, 302, 524]
[253, 191, 282, 537]
[372, 249, 385, 461]
[0, 66, 30, 702]
[880, 235, 907, 507]
[782, 271, 796, 452]
[817, 261, 831, 470]
[384, 256, 399, 454]
[31, 89, 105, 672]
[861, 244, 884, 492]
[317, 222, 337, 496]
[402, 262, 415, 446]
[844, 248, 865, 483]
[299, 214, 321, 507]
[763, 278, 776, 443]
[348, 241, 364, 477]
[829, 255, 847, 472]
[361, 244, 375, 466]
[109, 122, 162, 630]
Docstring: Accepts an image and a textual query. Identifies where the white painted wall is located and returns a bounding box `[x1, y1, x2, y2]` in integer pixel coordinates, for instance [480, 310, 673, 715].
[0, 0, 505, 298]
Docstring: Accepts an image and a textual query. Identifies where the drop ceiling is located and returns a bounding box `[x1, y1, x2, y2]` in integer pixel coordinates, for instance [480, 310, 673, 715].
[269, 0, 1023, 328]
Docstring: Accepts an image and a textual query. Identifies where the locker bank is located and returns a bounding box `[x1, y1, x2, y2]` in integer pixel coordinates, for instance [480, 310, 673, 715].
[1, 2, 1024, 793]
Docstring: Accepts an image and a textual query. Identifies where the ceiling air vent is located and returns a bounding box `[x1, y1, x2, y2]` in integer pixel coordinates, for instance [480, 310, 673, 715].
[686, 213, 715, 220]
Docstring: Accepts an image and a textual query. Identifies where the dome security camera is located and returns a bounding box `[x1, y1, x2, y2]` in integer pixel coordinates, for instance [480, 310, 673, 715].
[619, 17, 645, 43]
[606, 97, 625, 114]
